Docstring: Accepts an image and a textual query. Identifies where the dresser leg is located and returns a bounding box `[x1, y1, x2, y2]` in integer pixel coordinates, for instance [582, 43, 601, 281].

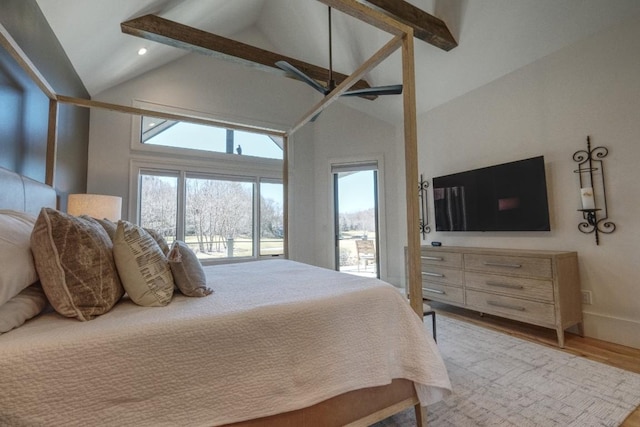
[556, 327, 565, 348]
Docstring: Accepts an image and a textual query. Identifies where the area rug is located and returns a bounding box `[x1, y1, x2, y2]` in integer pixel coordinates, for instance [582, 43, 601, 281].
[376, 315, 640, 427]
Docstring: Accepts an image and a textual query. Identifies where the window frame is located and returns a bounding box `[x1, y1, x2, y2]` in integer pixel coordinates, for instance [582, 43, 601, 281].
[130, 99, 286, 162]
[130, 128, 284, 264]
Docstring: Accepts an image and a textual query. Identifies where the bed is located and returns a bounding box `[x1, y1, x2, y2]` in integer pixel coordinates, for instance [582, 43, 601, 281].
[0, 166, 451, 426]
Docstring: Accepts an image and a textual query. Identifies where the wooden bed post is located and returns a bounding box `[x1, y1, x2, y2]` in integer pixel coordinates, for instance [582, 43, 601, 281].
[283, 134, 289, 259]
[46, 99, 58, 187]
[401, 31, 423, 319]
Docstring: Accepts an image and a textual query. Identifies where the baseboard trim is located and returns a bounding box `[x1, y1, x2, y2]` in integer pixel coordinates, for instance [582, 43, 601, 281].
[583, 311, 640, 349]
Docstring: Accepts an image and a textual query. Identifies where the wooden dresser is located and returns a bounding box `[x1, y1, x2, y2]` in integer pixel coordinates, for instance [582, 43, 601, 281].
[413, 246, 583, 347]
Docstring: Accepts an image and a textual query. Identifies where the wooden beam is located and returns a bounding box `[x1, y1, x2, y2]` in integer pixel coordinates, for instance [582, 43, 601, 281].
[316, 0, 410, 36]
[0, 23, 57, 99]
[400, 30, 423, 318]
[56, 95, 287, 137]
[45, 99, 58, 187]
[121, 14, 374, 98]
[287, 34, 402, 135]
[283, 134, 289, 260]
[363, 0, 457, 51]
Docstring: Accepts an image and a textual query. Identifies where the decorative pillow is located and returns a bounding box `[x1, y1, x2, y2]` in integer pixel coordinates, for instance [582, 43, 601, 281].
[30, 208, 124, 321]
[0, 284, 48, 334]
[0, 210, 39, 307]
[113, 221, 174, 307]
[144, 227, 170, 255]
[93, 217, 117, 241]
[168, 241, 213, 297]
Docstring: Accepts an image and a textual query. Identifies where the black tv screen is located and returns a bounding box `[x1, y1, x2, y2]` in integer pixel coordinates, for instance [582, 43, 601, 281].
[433, 156, 550, 232]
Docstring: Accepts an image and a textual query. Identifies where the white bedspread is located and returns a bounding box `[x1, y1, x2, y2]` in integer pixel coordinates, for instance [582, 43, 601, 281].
[0, 260, 451, 426]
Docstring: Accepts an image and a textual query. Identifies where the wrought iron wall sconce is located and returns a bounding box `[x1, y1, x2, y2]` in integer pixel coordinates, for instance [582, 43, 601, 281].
[573, 136, 615, 245]
[419, 174, 430, 238]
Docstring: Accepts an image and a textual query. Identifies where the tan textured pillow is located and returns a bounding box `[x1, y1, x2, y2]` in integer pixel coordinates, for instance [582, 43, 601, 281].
[113, 221, 174, 307]
[93, 217, 117, 241]
[144, 227, 170, 255]
[30, 208, 124, 321]
[168, 241, 213, 297]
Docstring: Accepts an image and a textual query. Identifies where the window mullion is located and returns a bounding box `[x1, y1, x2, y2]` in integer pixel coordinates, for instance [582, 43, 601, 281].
[176, 171, 187, 241]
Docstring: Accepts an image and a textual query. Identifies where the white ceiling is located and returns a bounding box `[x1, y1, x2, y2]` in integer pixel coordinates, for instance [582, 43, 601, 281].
[36, 0, 640, 123]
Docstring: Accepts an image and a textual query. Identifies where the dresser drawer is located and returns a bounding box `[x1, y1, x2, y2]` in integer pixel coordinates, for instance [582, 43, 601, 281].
[420, 250, 462, 268]
[465, 272, 554, 302]
[420, 265, 463, 286]
[464, 253, 552, 279]
[422, 282, 464, 305]
[466, 290, 555, 326]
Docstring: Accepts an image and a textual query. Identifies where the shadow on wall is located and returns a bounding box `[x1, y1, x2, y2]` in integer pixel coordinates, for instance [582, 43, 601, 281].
[0, 58, 32, 178]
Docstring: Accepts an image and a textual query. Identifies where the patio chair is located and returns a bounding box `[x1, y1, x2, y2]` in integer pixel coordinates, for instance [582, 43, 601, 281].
[355, 239, 376, 271]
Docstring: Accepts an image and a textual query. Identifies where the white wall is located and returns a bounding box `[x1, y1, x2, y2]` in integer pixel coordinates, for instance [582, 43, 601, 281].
[416, 14, 640, 348]
[308, 103, 405, 285]
[86, 47, 404, 280]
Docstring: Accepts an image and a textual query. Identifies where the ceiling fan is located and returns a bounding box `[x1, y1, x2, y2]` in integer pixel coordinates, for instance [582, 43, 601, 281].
[276, 6, 403, 100]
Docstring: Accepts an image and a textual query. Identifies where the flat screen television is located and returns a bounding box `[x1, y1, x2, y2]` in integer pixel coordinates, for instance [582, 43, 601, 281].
[433, 156, 550, 232]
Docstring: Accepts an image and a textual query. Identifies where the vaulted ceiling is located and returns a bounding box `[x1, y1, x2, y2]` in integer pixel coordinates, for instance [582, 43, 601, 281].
[35, 0, 640, 123]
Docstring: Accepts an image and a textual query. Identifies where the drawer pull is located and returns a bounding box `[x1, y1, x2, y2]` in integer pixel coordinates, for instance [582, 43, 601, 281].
[486, 281, 524, 290]
[423, 287, 446, 295]
[421, 256, 444, 261]
[483, 262, 522, 269]
[487, 300, 526, 311]
[422, 272, 444, 278]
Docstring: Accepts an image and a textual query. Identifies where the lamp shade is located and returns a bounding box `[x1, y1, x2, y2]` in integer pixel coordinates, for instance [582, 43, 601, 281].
[67, 194, 122, 221]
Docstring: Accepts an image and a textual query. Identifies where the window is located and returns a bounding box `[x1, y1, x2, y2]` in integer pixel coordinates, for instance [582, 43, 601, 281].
[132, 106, 285, 262]
[185, 176, 254, 259]
[139, 172, 178, 245]
[137, 170, 284, 262]
[259, 181, 284, 256]
[141, 117, 283, 160]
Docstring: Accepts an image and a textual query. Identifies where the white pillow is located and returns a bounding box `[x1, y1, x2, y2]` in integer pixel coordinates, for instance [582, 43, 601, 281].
[113, 221, 174, 307]
[0, 210, 38, 307]
[0, 284, 47, 334]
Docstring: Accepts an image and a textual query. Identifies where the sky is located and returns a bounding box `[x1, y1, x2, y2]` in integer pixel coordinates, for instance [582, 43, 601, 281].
[337, 170, 376, 213]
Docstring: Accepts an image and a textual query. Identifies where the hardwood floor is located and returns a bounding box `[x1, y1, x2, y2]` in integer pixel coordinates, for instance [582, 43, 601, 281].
[430, 302, 640, 426]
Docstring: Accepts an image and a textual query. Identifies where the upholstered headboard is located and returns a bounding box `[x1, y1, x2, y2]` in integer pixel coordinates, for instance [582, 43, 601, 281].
[0, 167, 57, 214]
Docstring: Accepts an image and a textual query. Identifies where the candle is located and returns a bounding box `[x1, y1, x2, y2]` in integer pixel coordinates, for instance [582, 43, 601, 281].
[580, 187, 595, 210]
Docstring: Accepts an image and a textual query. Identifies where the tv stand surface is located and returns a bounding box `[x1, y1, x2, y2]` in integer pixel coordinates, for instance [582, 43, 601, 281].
[414, 245, 583, 347]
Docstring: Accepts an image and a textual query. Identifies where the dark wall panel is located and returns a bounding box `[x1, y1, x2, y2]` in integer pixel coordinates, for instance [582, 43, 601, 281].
[0, 0, 89, 198]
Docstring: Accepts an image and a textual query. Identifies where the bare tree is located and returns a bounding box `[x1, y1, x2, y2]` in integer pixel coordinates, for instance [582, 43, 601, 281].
[140, 175, 177, 239]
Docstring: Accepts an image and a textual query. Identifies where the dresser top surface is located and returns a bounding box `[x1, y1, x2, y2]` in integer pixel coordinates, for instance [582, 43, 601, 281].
[418, 245, 577, 258]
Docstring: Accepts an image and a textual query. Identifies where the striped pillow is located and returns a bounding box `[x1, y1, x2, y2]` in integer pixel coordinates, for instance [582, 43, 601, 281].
[113, 221, 174, 307]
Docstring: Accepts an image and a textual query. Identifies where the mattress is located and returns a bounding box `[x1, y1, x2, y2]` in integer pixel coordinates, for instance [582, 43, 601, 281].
[0, 259, 451, 426]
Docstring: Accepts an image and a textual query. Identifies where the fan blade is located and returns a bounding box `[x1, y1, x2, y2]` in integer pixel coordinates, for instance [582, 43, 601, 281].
[276, 61, 328, 95]
[341, 84, 403, 97]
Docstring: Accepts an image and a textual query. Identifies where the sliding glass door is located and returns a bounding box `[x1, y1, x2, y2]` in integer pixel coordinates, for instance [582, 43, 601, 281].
[332, 162, 380, 278]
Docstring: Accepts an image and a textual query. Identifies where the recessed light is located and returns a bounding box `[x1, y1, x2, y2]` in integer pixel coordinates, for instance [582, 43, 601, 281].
[148, 122, 156, 127]
[138, 48, 148, 56]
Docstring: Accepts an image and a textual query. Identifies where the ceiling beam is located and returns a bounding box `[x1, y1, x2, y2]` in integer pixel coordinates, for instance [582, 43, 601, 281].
[121, 14, 376, 99]
[362, 0, 457, 51]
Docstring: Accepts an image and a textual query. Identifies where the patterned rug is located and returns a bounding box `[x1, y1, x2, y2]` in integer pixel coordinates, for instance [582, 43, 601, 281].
[375, 315, 640, 427]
